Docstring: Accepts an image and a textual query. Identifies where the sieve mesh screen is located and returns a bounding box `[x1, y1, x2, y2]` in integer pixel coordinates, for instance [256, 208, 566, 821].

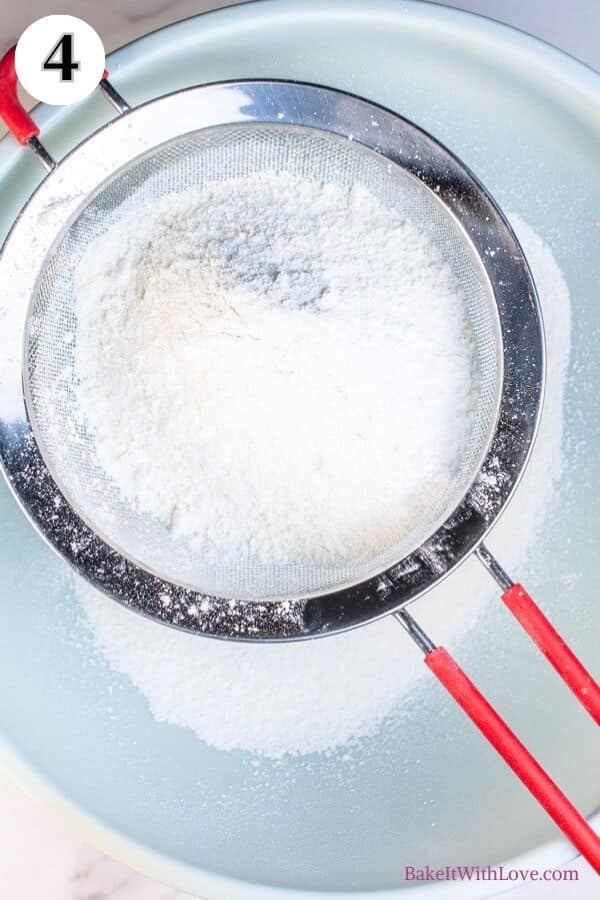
[24, 123, 501, 600]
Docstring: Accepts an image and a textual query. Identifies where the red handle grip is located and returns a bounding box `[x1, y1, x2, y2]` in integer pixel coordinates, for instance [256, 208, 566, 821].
[426, 647, 600, 873]
[503, 584, 600, 725]
[0, 46, 39, 144]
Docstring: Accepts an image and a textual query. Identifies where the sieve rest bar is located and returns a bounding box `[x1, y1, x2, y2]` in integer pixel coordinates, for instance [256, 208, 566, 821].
[0, 46, 42, 147]
[0, 48, 130, 172]
[26, 136, 55, 172]
[475, 543, 512, 589]
[395, 610, 600, 872]
[0, 45, 56, 169]
[394, 607, 436, 654]
[477, 543, 600, 725]
[97, 72, 131, 115]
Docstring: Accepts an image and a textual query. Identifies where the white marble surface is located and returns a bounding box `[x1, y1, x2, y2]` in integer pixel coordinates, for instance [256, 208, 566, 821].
[0, 1, 598, 898]
[0, 0, 238, 57]
[0, 772, 194, 899]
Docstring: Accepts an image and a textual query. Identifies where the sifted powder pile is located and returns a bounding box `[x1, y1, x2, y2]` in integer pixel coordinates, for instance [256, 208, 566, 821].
[78, 214, 571, 759]
[73, 173, 477, 572]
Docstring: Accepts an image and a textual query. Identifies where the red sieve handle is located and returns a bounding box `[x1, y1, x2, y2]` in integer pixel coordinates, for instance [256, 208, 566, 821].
[502, 584, 600, 725]
[0, 46, 39, 144]
[426, 647, 600, 873]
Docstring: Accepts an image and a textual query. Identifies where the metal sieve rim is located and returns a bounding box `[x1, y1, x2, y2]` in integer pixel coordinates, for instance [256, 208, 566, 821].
[0, 80, 544, 640]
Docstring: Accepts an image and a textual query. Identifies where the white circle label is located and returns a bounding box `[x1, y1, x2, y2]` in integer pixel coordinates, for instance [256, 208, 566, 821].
[15, 15, 105, 106]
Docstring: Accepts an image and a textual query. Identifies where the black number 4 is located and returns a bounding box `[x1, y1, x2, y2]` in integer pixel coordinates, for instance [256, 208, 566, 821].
[43, 33, 80, 82]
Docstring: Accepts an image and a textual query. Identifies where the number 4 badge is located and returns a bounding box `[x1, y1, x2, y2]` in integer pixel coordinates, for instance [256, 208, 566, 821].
[15, 15, 105, 105]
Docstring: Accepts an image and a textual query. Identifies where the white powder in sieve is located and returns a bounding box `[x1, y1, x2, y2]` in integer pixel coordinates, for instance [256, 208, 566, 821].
[73, 173, 478, 570]
[77, 213, 571, 759]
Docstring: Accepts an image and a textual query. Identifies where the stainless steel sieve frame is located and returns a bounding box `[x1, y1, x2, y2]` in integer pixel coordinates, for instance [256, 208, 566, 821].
[0, 79, 544, 639]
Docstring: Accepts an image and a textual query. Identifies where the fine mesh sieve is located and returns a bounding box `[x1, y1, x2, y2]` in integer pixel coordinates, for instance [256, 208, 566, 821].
[24, 123, 500, 601]
[0, 79, 543, 637]
[3, 67, 600, 870]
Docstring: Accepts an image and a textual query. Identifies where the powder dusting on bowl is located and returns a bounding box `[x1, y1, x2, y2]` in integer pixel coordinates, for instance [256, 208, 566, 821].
[77, 211, 571, 759]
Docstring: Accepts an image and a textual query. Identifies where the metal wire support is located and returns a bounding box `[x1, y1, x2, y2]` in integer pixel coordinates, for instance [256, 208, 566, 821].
[475, 543, 513, 590]
[23, 76, 130, 172]
[98, 78, 131, 115]
[26, 136, 55, 172]
[394, 607, 436, 655]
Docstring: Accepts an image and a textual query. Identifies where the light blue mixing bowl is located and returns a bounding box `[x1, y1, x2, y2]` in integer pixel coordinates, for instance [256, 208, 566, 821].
[0, 2, 598, 896]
